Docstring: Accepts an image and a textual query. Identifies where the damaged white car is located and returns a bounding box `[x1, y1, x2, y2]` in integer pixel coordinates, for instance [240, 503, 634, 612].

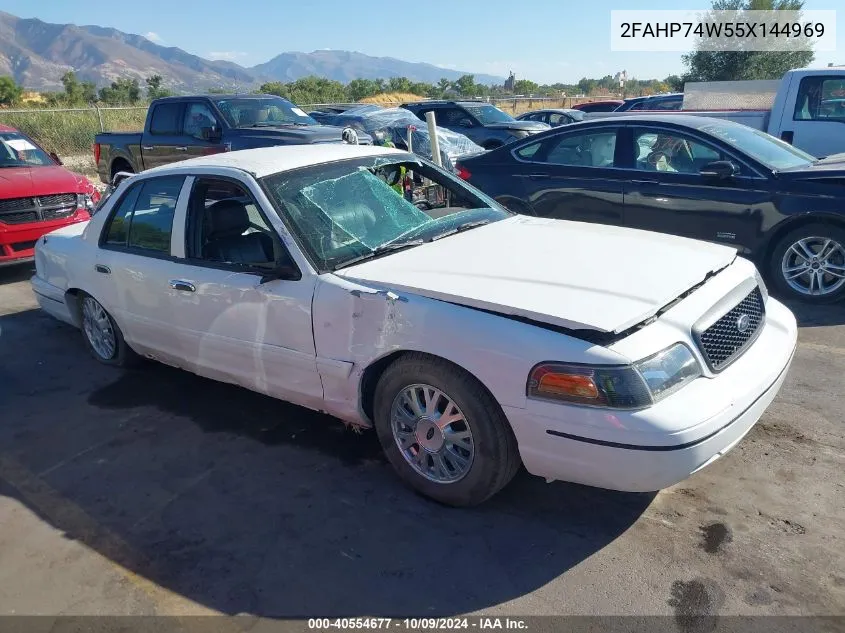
[31, 144, 798, 506]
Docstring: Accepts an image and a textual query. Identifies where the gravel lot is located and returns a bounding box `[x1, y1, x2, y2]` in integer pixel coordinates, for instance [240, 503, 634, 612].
[0, 263, 843, 623]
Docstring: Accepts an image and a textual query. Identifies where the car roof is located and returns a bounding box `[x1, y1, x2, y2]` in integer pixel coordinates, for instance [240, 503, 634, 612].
[520, 108, 579, 115]
[548, 113, 748, 130]
[141, 144, 409, 179]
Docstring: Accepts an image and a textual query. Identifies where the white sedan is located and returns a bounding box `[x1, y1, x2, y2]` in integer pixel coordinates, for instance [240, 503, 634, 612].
[31, 144, 798, 506]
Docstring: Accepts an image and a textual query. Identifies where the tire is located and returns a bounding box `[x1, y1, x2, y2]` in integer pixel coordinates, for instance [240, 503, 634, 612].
[111, 160, 134, 179]
[372, 353, 521, 507]
[77, 292, 142, 367]
[768, 223, 845, 304]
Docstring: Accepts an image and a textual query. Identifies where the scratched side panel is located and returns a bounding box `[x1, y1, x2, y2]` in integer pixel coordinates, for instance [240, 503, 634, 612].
[311, 274, 627, 426]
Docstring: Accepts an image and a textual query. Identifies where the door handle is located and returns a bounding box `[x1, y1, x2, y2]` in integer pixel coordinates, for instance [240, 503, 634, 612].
[169, 279, 196, 292]
[631, 179, 659, 185]
[528, 173, 549, 180]
[141, 145, 155, 151]
[95, 264, 111, 274]
[175, 146, 188, 152]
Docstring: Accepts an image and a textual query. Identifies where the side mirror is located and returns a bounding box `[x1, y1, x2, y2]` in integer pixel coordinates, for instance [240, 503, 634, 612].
[699, 160, 738, 179]
[259, 261, 301, 284]
[201, 126, 222, 142]
[49, 151, 62, 165]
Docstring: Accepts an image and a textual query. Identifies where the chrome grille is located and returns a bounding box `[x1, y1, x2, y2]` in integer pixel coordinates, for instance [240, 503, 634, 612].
[696, 287, 765, 372]
[0, 193, 77, 225]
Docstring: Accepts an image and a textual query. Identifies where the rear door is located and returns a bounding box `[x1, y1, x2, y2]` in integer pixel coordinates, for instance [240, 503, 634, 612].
[140, 101, 188, 169]
[92, 174, 190, 367]
[509, 125, 626, 224]
[787, 74, 845, 157]
[620, 124, 774, 255]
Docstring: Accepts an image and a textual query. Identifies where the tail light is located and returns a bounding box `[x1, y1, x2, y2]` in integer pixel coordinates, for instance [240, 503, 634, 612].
[93, 143, 101, 164]
[456, 164, 471, 180]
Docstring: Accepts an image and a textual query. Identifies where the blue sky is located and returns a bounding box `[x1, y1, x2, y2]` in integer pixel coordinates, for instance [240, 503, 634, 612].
[3, 0, 843, 84]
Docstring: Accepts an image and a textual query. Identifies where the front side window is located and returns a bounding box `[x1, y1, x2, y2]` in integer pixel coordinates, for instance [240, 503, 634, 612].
[633, 129, 727, 174]
[794, 76, 845, 121]
[0, 132, 54, 167]
[183, 103, 219, 139]
[185, 177, 290, 270]
[260, 155, 511, 271]
[102, 176, 184, 253]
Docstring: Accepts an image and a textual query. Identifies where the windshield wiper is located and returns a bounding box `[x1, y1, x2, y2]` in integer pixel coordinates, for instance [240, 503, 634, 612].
[429, 220, 491, 241]
[334, 239, 424, 270]
[246, 122, 310, 127]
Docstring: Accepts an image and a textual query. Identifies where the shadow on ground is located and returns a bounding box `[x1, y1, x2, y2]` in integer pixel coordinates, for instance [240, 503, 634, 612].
[0, 308, 654, 617]
[0, 263, 34, 286]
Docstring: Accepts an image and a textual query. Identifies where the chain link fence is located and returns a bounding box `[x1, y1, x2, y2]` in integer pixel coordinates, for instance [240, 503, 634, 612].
[0, 106, 147, 177]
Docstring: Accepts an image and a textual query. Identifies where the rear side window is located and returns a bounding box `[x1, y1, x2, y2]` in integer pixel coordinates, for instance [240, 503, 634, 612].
[102, 176, 185, 254]
[149, 103, 182, 135]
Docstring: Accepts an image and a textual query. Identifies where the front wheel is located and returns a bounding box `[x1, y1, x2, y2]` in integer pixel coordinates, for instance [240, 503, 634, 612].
[373, 353, 521, 507]
[768, 224, 845, 304]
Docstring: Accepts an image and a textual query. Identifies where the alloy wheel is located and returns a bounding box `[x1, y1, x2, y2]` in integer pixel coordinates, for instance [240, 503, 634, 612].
[81, 297, 116, 360]
[780, 236, 845, 297]
[390, 383, 475, 484]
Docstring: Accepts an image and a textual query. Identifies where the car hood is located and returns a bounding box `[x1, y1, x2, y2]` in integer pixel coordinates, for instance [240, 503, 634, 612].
[0, 165, 89, 198]
[776, 152, 845, 178]
[483, 120, 549, 132]
[335, 216, 737, 334]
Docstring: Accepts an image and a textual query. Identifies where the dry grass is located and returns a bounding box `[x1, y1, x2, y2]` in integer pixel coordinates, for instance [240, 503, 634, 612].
[360, 92, 425, 106]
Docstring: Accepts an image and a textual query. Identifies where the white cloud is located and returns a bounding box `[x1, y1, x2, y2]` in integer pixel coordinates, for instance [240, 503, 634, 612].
[144, 32, 163, 43]
[208, 51, 248, 61]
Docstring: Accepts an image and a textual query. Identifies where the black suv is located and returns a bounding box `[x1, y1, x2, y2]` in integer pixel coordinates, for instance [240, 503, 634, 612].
[401, 100, 549, 149]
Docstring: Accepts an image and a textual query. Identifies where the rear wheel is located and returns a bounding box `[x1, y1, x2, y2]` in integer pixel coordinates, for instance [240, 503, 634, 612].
[373, 353, 521, 507]
[768, 224, 845, 304]
[78, 293, 141, 367]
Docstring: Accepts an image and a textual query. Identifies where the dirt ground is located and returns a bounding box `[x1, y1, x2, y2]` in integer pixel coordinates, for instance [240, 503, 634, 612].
[0, 263, 843, 624]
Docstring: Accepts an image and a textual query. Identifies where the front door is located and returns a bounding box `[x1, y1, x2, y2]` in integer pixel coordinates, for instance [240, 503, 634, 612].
[163, 175, 323, 408]
[621, 125, 773, 255]
[181, 101, 227, 160]
[510, 126, 626, 224]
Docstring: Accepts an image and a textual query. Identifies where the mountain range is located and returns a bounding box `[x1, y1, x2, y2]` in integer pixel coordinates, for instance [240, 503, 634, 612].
[0, 11, 505, 92]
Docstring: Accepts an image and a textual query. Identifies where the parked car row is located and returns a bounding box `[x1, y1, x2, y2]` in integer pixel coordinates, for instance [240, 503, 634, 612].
[454, 114, 845, 303]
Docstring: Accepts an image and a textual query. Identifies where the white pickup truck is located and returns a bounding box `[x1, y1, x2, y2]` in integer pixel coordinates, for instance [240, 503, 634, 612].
[586, 67, 845, 158]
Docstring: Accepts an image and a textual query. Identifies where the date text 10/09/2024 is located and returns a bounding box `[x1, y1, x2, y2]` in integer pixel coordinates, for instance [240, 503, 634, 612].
[308, 618, 529, 630]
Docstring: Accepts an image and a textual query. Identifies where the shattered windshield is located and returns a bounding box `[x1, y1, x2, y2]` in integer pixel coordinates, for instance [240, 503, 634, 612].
[260, 154, 511, 271]
[215, 96, 318, 128]
[461, 104, 515, 124]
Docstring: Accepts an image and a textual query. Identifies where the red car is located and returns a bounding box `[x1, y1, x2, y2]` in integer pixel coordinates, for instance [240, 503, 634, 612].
[0, 124, 100, 267]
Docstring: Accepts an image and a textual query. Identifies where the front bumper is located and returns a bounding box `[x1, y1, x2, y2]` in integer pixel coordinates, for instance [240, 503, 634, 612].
[503, 297, 798, 492]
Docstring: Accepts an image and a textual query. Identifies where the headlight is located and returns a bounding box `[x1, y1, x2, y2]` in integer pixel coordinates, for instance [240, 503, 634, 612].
[527, 343, 702, 410]
[77, 193, 95, 212]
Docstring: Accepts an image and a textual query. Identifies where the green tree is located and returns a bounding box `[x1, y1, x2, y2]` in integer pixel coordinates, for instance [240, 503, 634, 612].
[454, 75, 477, 97]
[59, 71, 95, 105]
[0, 76, 23, 106]
[346, 78, 380, 101]
[387, 76, 412, 93]
[437, 78, 452, 96]
[146, 75, 172, 99]
[664, 74, 685, 91]
[513, 79, 539, 95]
[258, 81, 289, 98]
[681, 0, 814, 82]
[98, 78, 141, 105]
